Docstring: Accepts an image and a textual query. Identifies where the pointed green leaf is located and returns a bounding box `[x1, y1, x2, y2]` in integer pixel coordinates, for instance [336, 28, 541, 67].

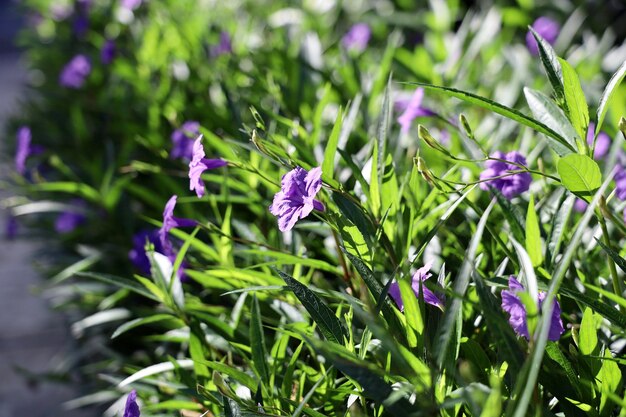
[559, 58, 589, 146]
[530, 28, 565, 107]
[278, 270, 347, 344]
[523, 88, 577, 155]
[250, 295, 270, 385]
[579, 307, 598, 356]
[322, 107, 343, 181]
[596, 59, 626, 135]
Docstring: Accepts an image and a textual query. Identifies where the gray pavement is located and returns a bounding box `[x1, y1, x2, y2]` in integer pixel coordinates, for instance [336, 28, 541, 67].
[0, 51, 94, 416]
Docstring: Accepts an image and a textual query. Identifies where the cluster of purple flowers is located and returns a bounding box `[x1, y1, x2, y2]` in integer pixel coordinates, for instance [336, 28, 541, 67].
[479, 151, 532, 199]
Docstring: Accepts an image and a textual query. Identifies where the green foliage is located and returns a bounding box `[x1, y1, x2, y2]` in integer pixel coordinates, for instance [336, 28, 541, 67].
[4, 0, 626, 416]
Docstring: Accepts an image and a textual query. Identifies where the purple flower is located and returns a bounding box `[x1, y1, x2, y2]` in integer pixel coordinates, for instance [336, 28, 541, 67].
[269, 167, 325, 232]
[59, 55, 91, 89]
[129, 230, 162, 274]
[396, 88, 435, 134]
[341, 23, 371, 53]
[479, 151, 532, 199]
[189, 137, 227, 198]
[212, 31, 233, 56]
[101, 39, 116, 64]
[388, 262, 444, 310]
[526, 17, 560, 56]
[55, 200, 87, 234]
[159, 196, 196, 254]
[501, 276, 564, 341]
[573, 198, 588, 213]
[15, 126, 32, 175]
[170, 121, 200, 160]
[121, 0, 143, 11]
[615, 166, 626, 200]
[6, 216, 18, 240]
[123, 390, 140, 417]
[587, 122, 611, 160]
[73, 14, 89, 36]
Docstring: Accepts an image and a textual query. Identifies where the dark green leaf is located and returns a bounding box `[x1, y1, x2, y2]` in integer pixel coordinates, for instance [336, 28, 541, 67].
[250, 295, 270, 385]
[278, 270, 347, 344]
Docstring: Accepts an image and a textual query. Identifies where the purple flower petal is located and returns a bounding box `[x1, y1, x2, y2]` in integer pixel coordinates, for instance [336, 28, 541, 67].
[479, 151, 531, 199]
[501, 276, 564, 341]
[526, 17, 560, 55]
[123, 389, 140, 417]
[342, 23, 371, 53]
[101, 39, 116, 64]
[212, 31, 233, 56]
[159, 195, 196, 254]
[586, 122, 611, 160]
[59, 55, 91, 89]
[269, 167, 324, 232]
[188, 137, 227, 198]
[6, 215, 18, 239]
[15, 126, 32, 175]
[121, 0, 142, 11]
[171, 121, 200, 160]
[615, 166, 626, 201]
[55, 200, 87, 234]
[389, 262, 444, 311]
[397, 88, 435, 134]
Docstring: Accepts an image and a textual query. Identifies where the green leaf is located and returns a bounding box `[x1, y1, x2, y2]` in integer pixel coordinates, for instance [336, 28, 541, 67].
[546, 193, 575, 268]
[189, 321, 210, 379]
[111, 314, 181, 339]
[250, 295, 270, 385]
[545, 343, 583, 400]
[76, 272, 160, 302]
[523, 88, 578, 155]
[525, 195, 543, 267]
[412, 82, 576, 153]
[559, 58, 589, 147]
[313, 340, 421, 416]
[598, 349, 623, 416]
[278, 270, 347, 344]
[322, 107, 343, 181]
[557, 154, 602, 199]
[579, 307, 598, 356]
[223, 395, 242, 417]
[595, 238, 626, 275]
[596, 59, 626, 135]
[530, 27, 565, 107]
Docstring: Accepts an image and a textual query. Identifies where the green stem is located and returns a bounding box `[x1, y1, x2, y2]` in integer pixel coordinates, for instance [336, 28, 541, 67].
[598, 197, 624, 311]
